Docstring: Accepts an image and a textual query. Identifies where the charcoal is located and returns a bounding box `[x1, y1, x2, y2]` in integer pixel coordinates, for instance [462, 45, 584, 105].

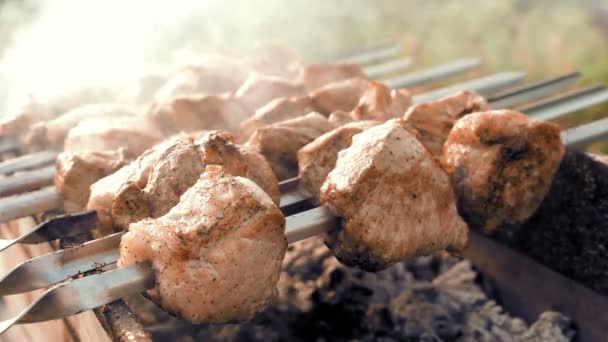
[496, 150, 608, 294]
[132, 237, 575, 341]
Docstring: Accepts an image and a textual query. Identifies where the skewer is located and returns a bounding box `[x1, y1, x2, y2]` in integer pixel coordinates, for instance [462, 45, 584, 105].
[0, 87, 603, 298]
[0, 165, 55, 197]
[523, 84, 608, 121]
[0, 211, 96, 252]
[364, 58, 412, 79]
[0, 139, 20, 155]
[0, 151, 58, 176]
[338, 44, 401, 64]
[0, 186, 62, 223]
[386, 58, 480, 89]
[561, 117, 608, 149]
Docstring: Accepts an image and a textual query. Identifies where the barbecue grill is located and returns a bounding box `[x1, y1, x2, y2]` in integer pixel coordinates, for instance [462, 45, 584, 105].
[0, 42, 607, 341]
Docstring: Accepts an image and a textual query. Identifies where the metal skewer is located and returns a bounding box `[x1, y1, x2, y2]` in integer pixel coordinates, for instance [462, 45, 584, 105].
[364, 58, 413, 79]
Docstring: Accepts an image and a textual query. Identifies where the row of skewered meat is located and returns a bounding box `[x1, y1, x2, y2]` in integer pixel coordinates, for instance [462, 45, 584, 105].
[0, 50, 564, 326]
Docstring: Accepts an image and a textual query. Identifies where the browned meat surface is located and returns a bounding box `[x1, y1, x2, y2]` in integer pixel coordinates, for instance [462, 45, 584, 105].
[235, 73, 305, 113]
[88, 131, 278, 233]
[119, 165, 286, 324]
[321, 120, 468, 271]
[64, 116, 163, 157]
[87, 135, 191, 234]
[24, 103, 136, 151]
[401, 90, 489, 155]
[310, 78, 370, 115]
[55, 148, 131, 212]
[246, 113, 331, 180]
[239, 96, 314, 140]
[147, 93, 247, 135]
[298, 120, 379, 202]
[352, 81, 411, 121]
[441, 110, 564, 233]
[299, 63, 367, 91]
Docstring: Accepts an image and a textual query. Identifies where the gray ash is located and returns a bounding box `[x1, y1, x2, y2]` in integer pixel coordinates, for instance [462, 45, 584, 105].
[131, 237, 575, 341]
[497, 150, 608, 294]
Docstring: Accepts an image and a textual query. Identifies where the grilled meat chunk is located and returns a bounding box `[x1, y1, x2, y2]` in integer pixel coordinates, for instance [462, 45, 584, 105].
[352, 81, 411, 121]
[441, 110, 564, 233]
[240, 96, 314, 140]
[321, 120, 468, 271]
[147, 93, 247, 135]
[24, 103, 136, 151]
[64, 116, 163, 157]
[401, 90, 488, 155]
[310, 78, 370, 115]
[86, 135, 184, 235]
[247, 113, 331, 180]
[298, 120, 379, 202]
[88, 131, 279, 233]
[119, 165, 286, 324]
[235, 73, 305, 113]
[300, 63, 366, 91]
[55, 148, 131, 212]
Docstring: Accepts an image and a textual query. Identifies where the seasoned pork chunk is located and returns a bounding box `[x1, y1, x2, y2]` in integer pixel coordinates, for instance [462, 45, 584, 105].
[147, 93, 246, 135]
[401, 90, 489, 155]
[24, 103, 136, 151]
[321, 120, 468, 271]
[298, 120, 379, 202]
[235, 73, 305, 113]
[86, 136, 184, 235]
[247, 113, 331, 180]
[299, 63, 367, 91]
[55, 148, 131, 212]
[240, 96, 314, 140]
[352, 81, 411, 121]
[88, 131, 279, 233]
[310, 78, 370, 115]
[441, 110, 564, 233]
[119, 165, 286, 323]
[64, 116, 163, 157]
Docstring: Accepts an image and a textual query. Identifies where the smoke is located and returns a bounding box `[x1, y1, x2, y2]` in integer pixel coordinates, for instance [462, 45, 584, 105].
[0, 0, 392, 114]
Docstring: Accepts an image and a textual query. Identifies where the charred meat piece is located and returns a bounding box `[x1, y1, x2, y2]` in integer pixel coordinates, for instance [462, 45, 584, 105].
[298, 120, 379, 202]
[88, 131, 279, 233]
[310, 78, 370, 115]
[247, 113, 331, 180]
[64, 116, 163, 157]
[119, 165, 286, 324]
[147, 93, 247, 135]
[235, 73, 306, 113]
[55, 148, 131, 213]
[441, 110, 564, 233]
[24, 103, 136, 151]
[239, 96, 314, 141]
[321, 120, 468, 271]
[352, 81, 411, 121]
[299, 63, 367, 92]
[401, 90, 488, 155]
